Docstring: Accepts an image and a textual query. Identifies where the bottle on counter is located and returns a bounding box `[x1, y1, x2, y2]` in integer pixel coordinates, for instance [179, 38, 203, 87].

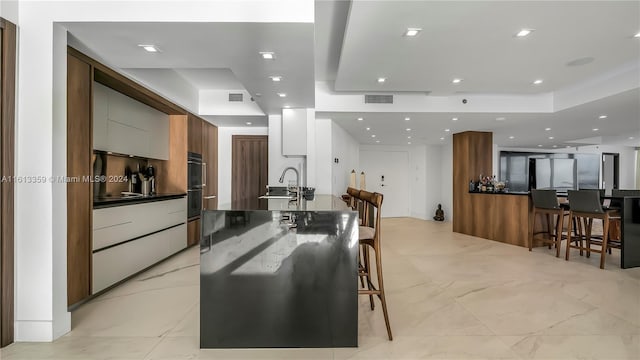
[469, 180, 475, 192]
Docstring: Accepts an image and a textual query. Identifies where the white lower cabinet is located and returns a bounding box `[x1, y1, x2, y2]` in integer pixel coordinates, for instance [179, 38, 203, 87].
[92, 198, 187, 294]
[92, 224, 186, 294]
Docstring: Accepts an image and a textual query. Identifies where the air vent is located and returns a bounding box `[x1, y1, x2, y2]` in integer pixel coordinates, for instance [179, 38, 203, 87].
[365, 94, 393, 104]
[228, 93, 243, 102]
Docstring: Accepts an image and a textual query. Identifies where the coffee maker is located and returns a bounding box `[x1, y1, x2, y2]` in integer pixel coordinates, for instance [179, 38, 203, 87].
[146, 165, 156, 195]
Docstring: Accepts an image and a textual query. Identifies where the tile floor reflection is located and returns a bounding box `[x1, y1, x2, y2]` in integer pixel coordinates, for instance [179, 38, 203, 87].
[2, 218, 640, 359]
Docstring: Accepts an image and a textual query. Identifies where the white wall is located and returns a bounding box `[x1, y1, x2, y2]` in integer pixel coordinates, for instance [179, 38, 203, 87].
[268, 114, 305, 186]
[217, 126, 268, 206]
[314, 119, 332, 194]
[331, 122, 359, 197]
[13, 0, 314, 341]
[359, 144, 446, 220]
[441, 142, 453, 220]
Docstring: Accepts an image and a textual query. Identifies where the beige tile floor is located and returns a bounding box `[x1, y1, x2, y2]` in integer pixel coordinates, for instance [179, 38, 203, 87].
[2, 218, 640, 359]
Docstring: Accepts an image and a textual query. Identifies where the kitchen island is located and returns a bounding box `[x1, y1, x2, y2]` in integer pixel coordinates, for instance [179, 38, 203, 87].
[200, 195, 358, 348]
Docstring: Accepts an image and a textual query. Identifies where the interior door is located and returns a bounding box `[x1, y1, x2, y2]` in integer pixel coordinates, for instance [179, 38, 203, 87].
[359, 150, 410, 217]
[232, 135, 268, 209]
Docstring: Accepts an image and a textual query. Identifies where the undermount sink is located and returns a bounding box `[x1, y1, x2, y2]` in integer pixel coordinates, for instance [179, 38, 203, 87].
[258, 195, 295, 199]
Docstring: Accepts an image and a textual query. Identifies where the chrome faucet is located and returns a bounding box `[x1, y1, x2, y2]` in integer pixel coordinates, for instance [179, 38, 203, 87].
[278, 167, 300, 197]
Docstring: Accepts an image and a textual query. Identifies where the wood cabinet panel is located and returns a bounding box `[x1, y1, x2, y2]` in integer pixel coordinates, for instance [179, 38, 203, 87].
[1, 17, 16, 347]
[188, 114, 203, 154]
[187, 219, 201, 247]
[202, 121, 218, 210]
[67, 53, 92, 307]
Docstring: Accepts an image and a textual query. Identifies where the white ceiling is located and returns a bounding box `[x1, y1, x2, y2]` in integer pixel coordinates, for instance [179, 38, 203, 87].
[63, 22, 315, 116]
[62, 2, 639, 146]
[334, 1, 640, 94]
[322, 88, 640, 148]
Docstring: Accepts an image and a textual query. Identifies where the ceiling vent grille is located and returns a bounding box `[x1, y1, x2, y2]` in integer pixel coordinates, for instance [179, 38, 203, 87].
[228, 93, 244, 102]
[364, 94, 393, 104]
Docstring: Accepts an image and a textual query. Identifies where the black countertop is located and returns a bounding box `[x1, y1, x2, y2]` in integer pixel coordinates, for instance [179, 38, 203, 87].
[469, 191, 529, 196]
[217, 195, 351, 211]
[93, 193, 187, 209]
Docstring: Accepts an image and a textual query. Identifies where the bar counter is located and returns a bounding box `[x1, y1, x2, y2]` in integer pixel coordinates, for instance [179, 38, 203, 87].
[200, 195, 358, 348]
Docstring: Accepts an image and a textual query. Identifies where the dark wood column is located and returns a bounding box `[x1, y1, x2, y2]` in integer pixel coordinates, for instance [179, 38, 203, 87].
[453, 131, 493, 235]
[0, 17, 16, 348]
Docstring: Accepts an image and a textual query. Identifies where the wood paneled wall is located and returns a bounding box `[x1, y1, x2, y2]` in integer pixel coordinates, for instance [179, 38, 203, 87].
[452, 131, 531, 247]
[149, 115, 187, 194]
[67, 52, 93, 307]
[1, 17, 16, 348]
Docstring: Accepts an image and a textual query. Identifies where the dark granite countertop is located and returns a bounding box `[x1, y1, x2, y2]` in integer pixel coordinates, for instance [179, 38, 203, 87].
[217, 195, 351, 211]
[93, 193, 187, 209]
[468, 191, 530, 196]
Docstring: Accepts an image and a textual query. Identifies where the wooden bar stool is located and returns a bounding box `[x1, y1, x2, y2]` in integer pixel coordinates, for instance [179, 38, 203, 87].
[530, 189, 568, 257]
[565, 190, 621, 269]
[358, 190, 393, 341]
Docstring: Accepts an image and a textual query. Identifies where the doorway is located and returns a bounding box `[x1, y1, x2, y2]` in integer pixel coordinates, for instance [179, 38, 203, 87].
[602, 153, 619, 195]
[231, 135, 268, 209]
[0, 17, 16, 347]
[359, 150, 410, 217]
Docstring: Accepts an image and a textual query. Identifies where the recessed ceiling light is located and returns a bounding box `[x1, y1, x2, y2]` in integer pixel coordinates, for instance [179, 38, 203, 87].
[592, 128, 599, 131]
[376, 140, 380, 143]
[545, 127, 551, 131]
[277, 93, 286, 97]
[496, 117, 506, 121]
[599, 115, 607, 119]
[533, 79, 543, 85]
[629, 137, 635, 140]
[283, 105, 291, 109]
[138, 44, 159, 52]
[406, 128, 411, 131]
[357, 117, 363, 121]
[452, 117, 458, 121]
[408, 142, 412, 145]
[246, 122, 252, 125]
[444, 129, 450, 132]
[371, 134, 376, 138]
[260, 52, 275, 60]
[537, 144, 542, 147]
[452, 78, 463, 84]
[440, 137, 445, 140]
[270, 76, 282, 82]
[404, 117, 410, 121]
[516, 29, 534, 37]
[254, 93, 262, 97]
[407, 136, 412, 139]
[548, 136, 554, 140]
[509, 136, 515, 139]
[566, 145, 571, 148]
[404, 28, 422, 37]
[553, 145, 558, 148]
[635, 32, 640, 38]
[366, 127, 371, 131]
[377, 77, 386, 83]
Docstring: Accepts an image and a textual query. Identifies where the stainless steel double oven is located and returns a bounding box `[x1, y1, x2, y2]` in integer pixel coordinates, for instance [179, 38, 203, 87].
[188, 152, 204, 219]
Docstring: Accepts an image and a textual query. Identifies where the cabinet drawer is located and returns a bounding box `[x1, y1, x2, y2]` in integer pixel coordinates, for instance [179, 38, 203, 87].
[93, 198, 186, 251]
[92, 224, 186, 294]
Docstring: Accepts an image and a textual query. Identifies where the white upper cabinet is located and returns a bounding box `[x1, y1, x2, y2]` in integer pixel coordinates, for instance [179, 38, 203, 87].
[282, 108, 308, 156]
[93, 82, 169, 160]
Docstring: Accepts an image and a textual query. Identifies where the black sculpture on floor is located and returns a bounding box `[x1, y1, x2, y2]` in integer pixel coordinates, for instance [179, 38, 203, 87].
[433, 204, 445, 221]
